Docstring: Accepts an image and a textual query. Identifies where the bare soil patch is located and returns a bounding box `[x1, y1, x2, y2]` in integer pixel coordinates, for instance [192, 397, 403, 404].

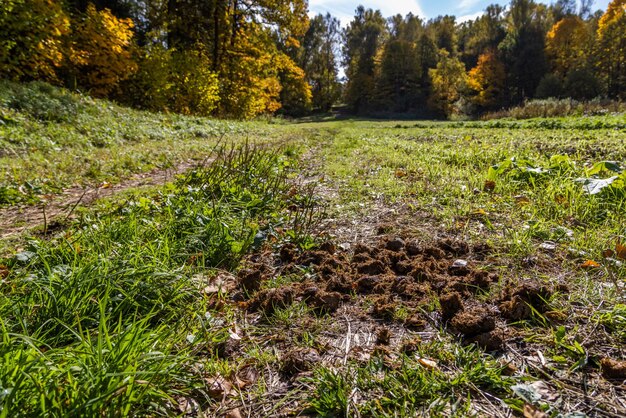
[0, 160, 198, 239]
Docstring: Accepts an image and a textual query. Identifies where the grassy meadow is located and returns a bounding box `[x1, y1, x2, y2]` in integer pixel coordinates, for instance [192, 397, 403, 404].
[1, 82, 626, 416]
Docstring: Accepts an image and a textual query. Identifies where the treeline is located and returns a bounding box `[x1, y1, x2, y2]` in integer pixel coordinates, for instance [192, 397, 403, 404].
[344, 0, 626, 118]
[0, 0, 314, 118]
[1, 0, 625, 119]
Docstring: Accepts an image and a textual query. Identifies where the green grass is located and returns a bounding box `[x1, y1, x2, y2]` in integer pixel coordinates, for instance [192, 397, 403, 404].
[0, 141, 314, 415]
[0, 80, 257, 205]
[1, 82, 625, 416]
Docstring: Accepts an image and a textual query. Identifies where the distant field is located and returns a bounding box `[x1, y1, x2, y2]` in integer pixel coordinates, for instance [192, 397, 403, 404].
[1, 83, 625, 416]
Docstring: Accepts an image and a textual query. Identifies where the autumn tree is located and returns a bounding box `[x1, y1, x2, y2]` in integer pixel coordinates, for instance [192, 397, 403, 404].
[467, 50, 507, 110]
[0, 0, 70, 82]
[545, 16, 591, 77]
[67, 4, 137, 96]
[428, 50, 468, 117]
[596, 0, 626, 98]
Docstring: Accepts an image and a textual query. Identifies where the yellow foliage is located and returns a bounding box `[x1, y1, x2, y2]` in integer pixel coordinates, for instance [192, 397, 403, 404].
[68, 4, 137, 97]
[428, 50, 468, 117]
[545, 16, 589, 76]
[596, 0, 626, 97]
[0, 0, 70, 82]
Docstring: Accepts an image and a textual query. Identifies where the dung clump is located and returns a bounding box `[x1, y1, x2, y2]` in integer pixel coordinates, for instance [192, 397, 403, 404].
[450, 306, 496, 337]
[440, 291, 464, 321]
[499, 282, 552, 321]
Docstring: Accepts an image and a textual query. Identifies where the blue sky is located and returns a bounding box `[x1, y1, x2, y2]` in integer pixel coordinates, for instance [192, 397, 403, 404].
[309, 0, 611, 25]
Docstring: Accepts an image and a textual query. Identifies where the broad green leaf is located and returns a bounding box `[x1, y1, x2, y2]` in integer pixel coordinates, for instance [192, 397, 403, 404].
[575, 176, 618, 195]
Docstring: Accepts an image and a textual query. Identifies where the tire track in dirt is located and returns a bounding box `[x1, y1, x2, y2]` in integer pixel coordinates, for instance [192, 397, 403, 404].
[0, 159, 201, 239]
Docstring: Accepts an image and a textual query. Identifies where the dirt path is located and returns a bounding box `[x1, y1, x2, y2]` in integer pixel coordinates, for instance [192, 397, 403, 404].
[0, 160, 200, 239]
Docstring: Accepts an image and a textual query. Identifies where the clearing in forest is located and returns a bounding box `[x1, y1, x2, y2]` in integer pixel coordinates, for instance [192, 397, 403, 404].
[1, 91, 626, 417]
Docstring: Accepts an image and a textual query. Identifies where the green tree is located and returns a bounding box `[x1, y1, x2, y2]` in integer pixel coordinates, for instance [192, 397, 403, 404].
[343, 6, 387, 113]
[375, 14, 425, 112]
[500, 0, 549, 101]
[299, 13, 342, 112]
[459, 5, 506, 69]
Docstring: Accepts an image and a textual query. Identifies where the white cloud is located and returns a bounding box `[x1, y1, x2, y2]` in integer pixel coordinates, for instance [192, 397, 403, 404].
[457, 0, 482, 13]
[457, 11, 484, 23]
[309, 0, 427, 27]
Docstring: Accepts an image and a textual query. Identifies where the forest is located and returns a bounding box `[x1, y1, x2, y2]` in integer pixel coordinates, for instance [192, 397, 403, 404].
[1, 0, 625, 119]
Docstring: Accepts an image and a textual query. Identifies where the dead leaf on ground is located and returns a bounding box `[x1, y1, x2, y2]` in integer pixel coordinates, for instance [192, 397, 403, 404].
[602, 249, 615, 258]
[600, 358, 626, 379]
[616, 243, 626, 260]
[206, 374, 233, 399]
[395, 169, 407, 178]
[539, 241, 557, 251]
[523, 403, 549, 418]
[233, 365, 258, 389]
[554, 194, 568, 205]
[224, 408, 242, 418]
[0, 265, 9, 279]
[581, 260, 600, 269]
[484, 180, 496, 192]
[417, 357, 438, 370]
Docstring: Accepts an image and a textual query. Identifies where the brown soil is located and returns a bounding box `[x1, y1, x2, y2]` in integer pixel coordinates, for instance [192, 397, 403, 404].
[0, 160, 199, 239]
[601, 358, 626, 380]
[236, 233, 551, 352]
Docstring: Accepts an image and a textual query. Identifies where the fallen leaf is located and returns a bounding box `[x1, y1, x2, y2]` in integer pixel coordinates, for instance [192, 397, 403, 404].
[225, 408, 242, 418]
[616, 243, 626, 260]
[602, 249, 615, 258]
[206, 374, 233, 399]
[395, 169, 407, 178]
[512, 381, 559, 404]
[0, 265, 9, 279]
[99, 182, 112, 189]
[523, 403, 549, 418]
[514, 195, 531, 205]
[484, 180, 496, 192]
[472, 208, 487, 216]
[233, 365, 258, 389]
[202, 284, 221, 294]
[554, 194, 568, 205]
[417, 357, 438, 370]
[581, 260, 600, 269]
[177, 397, 200, 414]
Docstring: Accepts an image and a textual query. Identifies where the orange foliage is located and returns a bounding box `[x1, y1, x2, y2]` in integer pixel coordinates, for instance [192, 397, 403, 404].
[467, 50, 506, 109]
